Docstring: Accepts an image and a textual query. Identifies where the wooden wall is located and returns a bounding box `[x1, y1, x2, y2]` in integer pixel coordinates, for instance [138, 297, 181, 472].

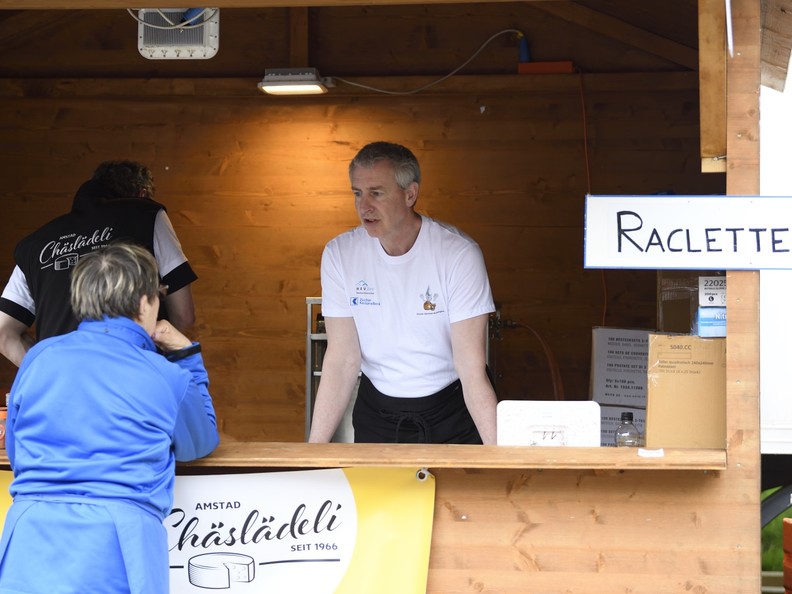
[0, 73, 723, 440]
[0, 3, 724, 441]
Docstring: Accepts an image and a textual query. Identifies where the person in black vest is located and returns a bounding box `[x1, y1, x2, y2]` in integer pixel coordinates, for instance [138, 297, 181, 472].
[0, 160, 198, 366]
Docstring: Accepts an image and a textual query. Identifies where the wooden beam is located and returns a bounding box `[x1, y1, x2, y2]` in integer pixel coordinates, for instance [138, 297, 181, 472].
[169, 442, 729, 470]
[761, 0, 792, 92]
[0, 0, 560, 9]
[724, 0, 761, 589]
[0, 9, 82, 44]
[532, 2, 699, 69]
[699, 0, 727, 169]
[0, 71, 700, 99]
[289, 6, 309, 67]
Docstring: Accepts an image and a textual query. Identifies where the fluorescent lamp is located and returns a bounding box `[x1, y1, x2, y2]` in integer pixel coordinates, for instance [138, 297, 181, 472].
[257, 68, 329, 95]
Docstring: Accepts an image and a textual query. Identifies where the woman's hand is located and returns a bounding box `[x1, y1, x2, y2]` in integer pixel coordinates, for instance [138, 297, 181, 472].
[151, 319, 193, 353]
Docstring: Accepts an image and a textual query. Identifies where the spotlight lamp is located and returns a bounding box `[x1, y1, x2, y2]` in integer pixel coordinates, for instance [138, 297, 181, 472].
[257, 68, 333, 95]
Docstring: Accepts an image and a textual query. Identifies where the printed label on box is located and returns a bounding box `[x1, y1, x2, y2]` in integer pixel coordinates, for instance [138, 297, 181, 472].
[697, 307, 726, 338]
[699, 276, 726, 307]
[590, 328, 649, 407]
[645, 334, 726, 449]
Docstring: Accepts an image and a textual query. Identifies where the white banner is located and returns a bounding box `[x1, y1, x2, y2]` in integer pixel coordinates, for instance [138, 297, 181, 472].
[584, 195, 792, 270]
[166, 467, 435, 594]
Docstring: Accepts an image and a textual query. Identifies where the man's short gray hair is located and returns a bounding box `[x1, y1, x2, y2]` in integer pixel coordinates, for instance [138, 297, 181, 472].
[349, 142, 421, 190]
[70, 242, 159, 322]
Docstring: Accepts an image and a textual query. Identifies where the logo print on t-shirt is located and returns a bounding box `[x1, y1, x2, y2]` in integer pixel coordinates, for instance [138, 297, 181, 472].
[351, 280, 379, 306]
[421, 286, 437, 311]
[355, 280, 374, 294]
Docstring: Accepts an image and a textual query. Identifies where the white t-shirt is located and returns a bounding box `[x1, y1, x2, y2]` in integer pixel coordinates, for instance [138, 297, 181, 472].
[321, 215, 495, 397]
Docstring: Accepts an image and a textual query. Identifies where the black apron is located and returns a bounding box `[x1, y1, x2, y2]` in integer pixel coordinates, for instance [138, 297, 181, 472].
[352, 373, 483, 444]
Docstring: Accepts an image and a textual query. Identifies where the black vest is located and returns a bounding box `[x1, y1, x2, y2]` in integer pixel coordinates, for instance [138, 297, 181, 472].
[13, 181, 164, 340]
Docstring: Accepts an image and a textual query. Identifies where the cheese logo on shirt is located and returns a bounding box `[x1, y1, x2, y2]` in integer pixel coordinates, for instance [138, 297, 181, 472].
[421, 287, 437, 311]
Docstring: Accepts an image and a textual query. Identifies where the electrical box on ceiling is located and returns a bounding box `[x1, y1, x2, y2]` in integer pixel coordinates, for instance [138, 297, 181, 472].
[137, 8, 219, 60]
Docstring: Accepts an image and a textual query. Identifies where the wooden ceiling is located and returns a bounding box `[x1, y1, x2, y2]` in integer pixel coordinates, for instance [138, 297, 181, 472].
[0, 2, 700, 77]
[0, 1, 784, 89]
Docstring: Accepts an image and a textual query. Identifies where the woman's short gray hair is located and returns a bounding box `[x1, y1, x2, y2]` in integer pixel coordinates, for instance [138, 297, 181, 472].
[349, 141, 421, 190]
[70, 242, 160, 321]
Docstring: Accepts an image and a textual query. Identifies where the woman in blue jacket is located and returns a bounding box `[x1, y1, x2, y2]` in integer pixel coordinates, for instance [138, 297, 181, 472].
[0, 242, 219, 594]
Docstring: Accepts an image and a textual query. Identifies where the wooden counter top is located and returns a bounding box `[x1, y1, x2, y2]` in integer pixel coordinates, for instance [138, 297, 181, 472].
[175, 441, 727, 470]
[0, 443, 726, 471]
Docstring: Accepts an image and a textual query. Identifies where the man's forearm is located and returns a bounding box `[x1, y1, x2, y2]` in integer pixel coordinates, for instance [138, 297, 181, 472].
[308, 364, 360, 443]
[0, 331, 33, 367]
[462, 377, 498, 445]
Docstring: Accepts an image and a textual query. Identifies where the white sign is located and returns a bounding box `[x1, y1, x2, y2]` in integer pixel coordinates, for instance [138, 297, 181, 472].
[167, 469, 357, 593]
[165, 467, 435, 594]
[585, 195, 792, 269]
[496, 400, 601, 446]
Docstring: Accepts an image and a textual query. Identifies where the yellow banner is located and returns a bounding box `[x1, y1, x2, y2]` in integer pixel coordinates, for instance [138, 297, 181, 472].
[335, 467, 435, 594]
[0, 471, 11, 532]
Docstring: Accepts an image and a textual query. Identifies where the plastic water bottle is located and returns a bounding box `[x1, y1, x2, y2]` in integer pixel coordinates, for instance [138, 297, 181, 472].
[614, 412, 641, 447]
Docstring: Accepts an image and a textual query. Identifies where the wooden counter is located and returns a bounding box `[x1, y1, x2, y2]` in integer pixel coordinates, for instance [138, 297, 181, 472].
[0, 442, 726, 471]
[176, 441, 726, 470]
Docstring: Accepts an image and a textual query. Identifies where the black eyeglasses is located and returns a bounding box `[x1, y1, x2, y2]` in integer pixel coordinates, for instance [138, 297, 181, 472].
[158, 284, 169, 298]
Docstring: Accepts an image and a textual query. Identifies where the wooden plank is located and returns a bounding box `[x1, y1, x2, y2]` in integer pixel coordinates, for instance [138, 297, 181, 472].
[426, 465, 757, 593]
[0, 72, 701, 98]
[288, 7, 309, 67]
[699, 0, 727, 165]
[165, 442, 730, 469]
[721, 0, 762, 591]
[0, 0, 555, 8]
[0, 9, 82, 44]
[532, 1, 699, 69]
[178, 444, 673, 470]
[761, 0, 792, 91]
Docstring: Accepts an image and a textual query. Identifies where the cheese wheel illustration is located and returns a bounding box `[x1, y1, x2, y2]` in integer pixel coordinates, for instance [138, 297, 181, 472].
[188, 552, 255, 589]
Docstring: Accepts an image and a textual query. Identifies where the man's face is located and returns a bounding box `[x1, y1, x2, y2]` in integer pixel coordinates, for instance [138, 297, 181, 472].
[351, 160, 417, 244]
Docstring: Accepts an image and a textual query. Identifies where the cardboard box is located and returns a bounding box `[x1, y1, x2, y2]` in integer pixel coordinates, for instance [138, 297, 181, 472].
[645, 334, 726, 448]
[696, 306, 726, 338]
[600, 405, 646, 448]
[657, 270, 726, 333]
[657, 270, 700, 333]
[590, 327, 649, 408]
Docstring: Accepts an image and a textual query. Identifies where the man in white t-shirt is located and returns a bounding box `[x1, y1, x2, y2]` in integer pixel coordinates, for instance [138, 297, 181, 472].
[0, 160, 197, 366]
[308, 142, 497, 444]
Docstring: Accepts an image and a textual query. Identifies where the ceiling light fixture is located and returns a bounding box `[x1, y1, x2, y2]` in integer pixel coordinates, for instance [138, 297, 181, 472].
[257, 68, 332, 95]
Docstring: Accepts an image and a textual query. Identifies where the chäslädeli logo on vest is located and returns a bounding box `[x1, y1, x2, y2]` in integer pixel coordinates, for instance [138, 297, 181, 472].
[39, 227, 114, 271]
[350, 280, 380, 306]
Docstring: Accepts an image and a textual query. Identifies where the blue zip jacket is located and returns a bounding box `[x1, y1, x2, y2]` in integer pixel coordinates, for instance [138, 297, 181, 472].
[0, 316, 219, 593]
